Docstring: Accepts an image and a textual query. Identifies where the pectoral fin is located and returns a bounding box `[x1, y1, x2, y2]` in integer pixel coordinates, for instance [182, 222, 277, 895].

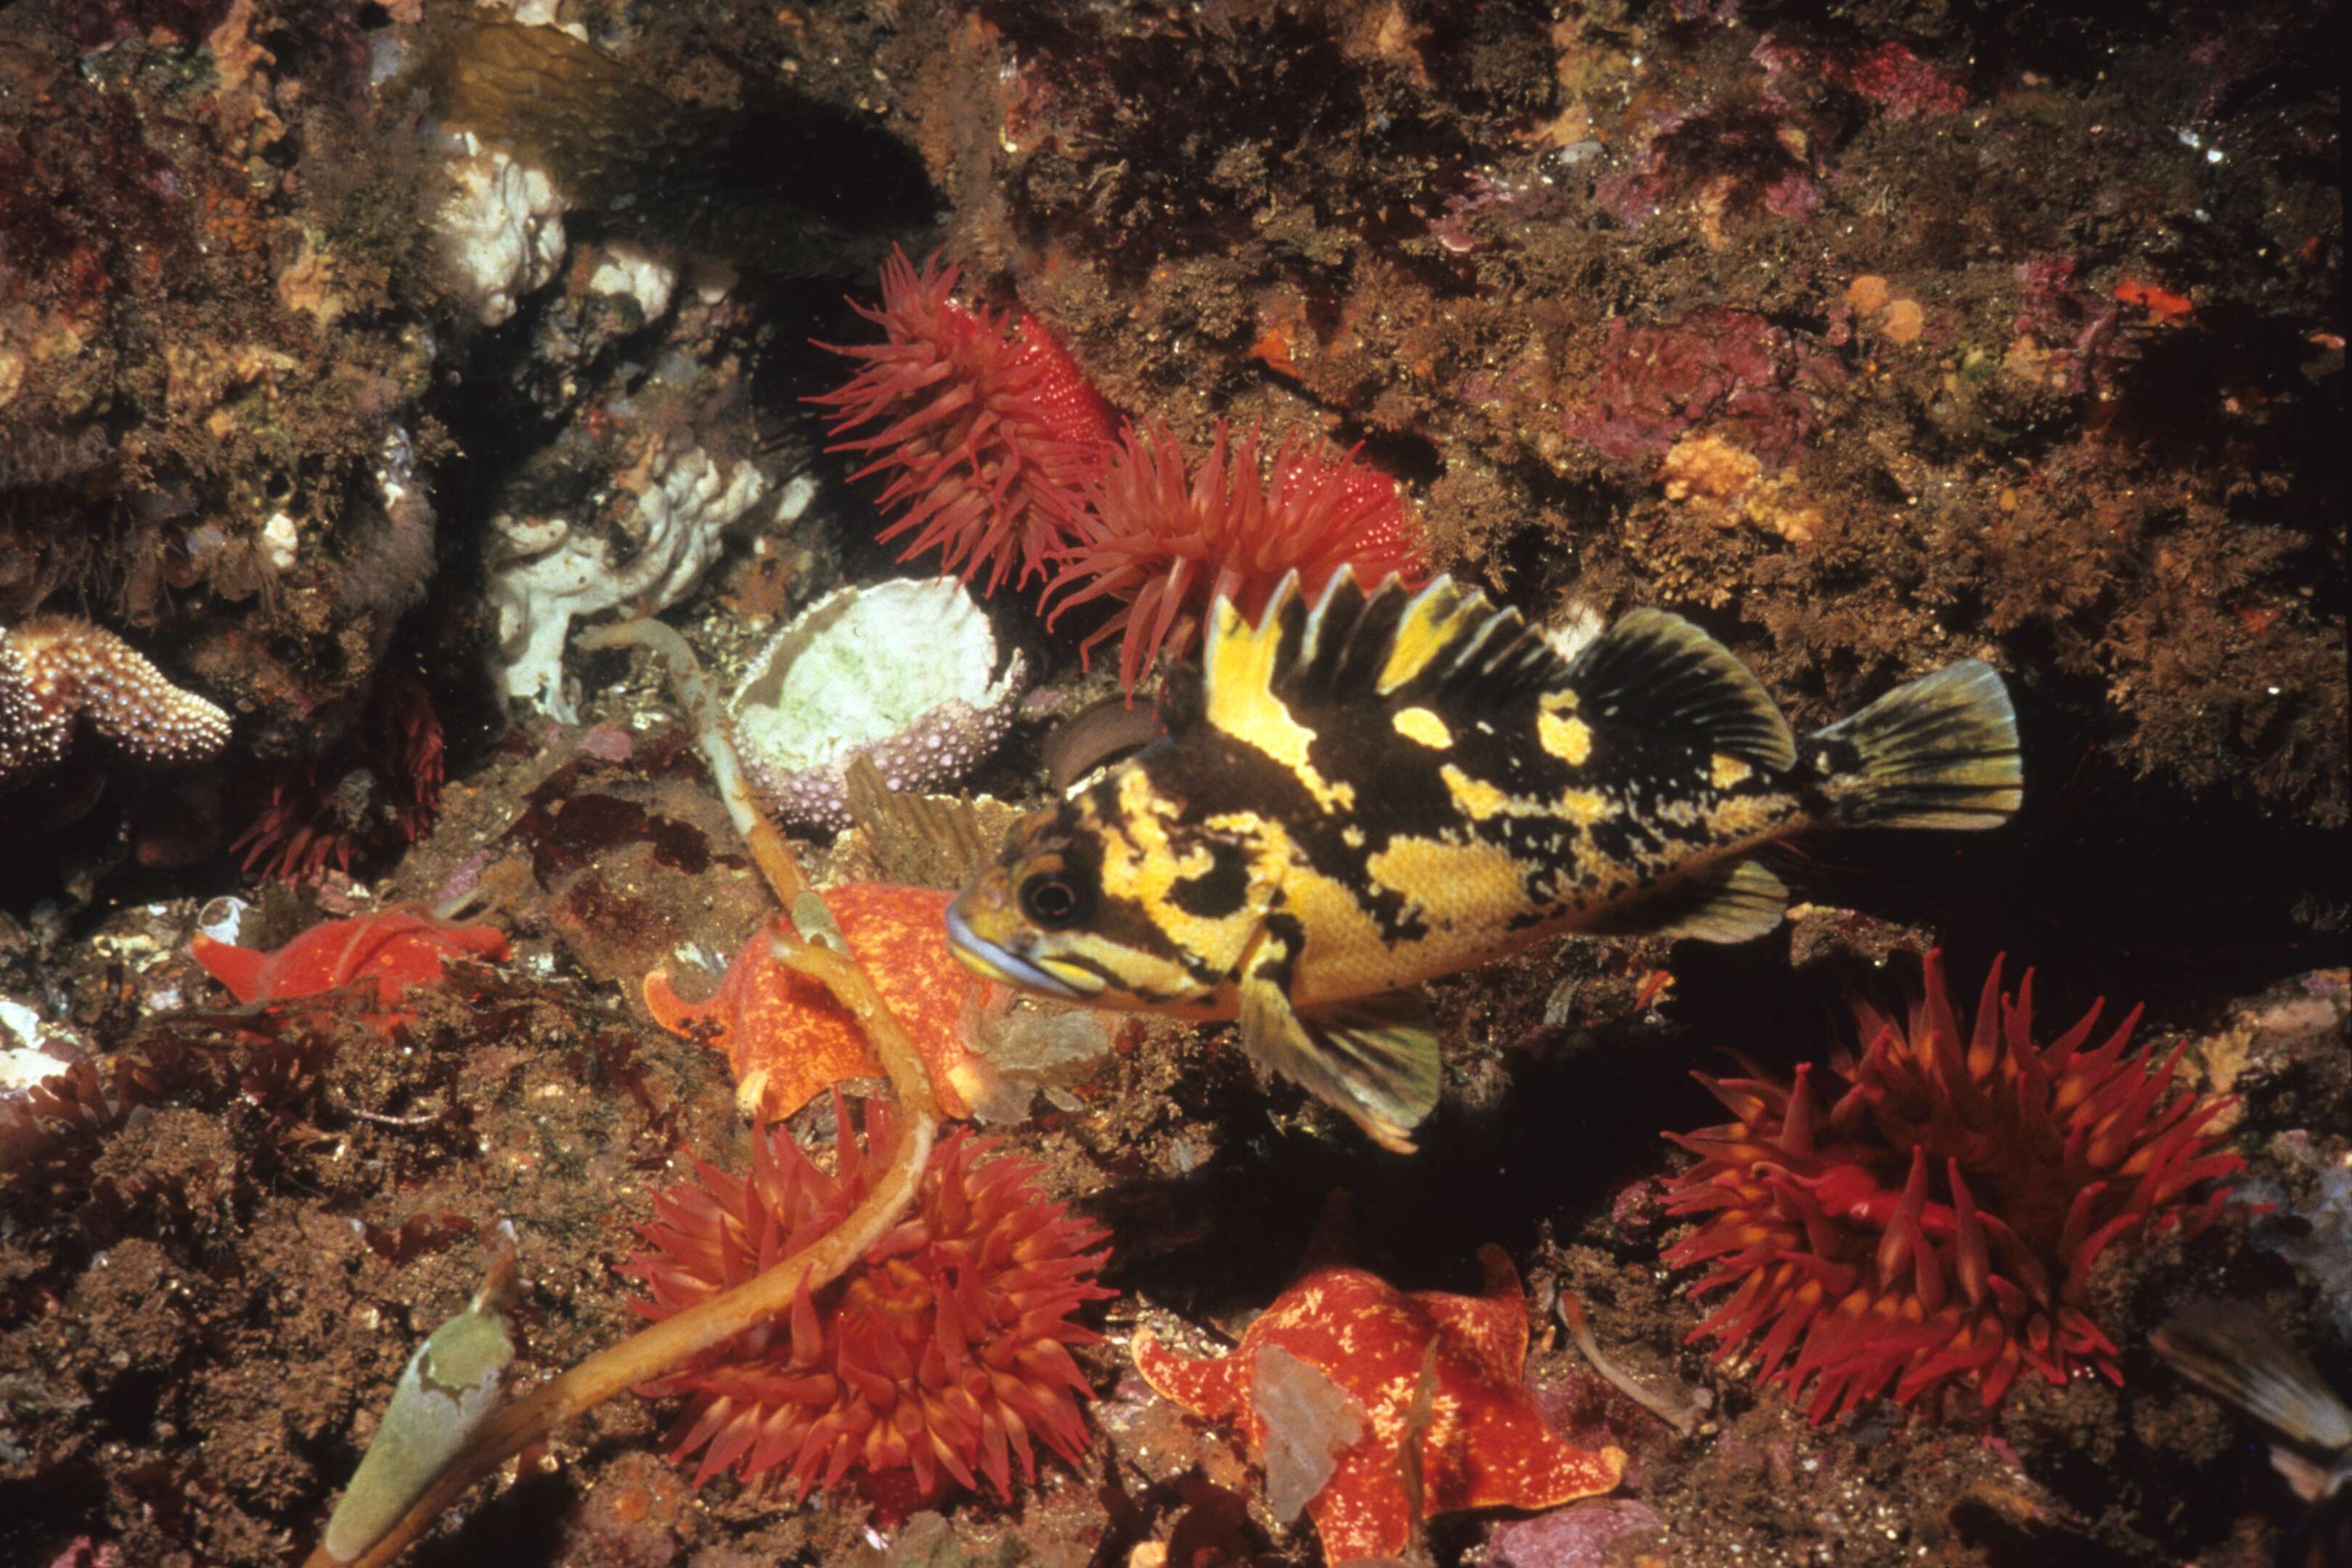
[1237, 927, 1440, 1153]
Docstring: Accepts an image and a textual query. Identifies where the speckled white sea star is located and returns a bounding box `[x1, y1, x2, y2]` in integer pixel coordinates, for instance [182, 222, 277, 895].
[0, 617, 232, 784]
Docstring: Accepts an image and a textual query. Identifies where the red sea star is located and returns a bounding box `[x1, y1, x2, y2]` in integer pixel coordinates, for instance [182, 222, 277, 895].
[1133, 1247, 1625, 1563]
[642, 883, 987, 1122]
[190, 910, 510, 1032]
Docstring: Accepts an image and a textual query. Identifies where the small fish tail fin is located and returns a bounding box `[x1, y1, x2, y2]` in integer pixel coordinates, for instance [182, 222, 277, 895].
[1807, 659, 2022, 830]
[2152, 1301, 2352, 1458]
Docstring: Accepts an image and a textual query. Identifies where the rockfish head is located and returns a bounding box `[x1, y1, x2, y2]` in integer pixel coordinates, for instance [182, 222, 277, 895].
[946, 768, 1257, 1016]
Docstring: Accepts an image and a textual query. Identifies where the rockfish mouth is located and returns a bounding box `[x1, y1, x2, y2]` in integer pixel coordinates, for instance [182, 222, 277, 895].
[944, 899, 1093, 1000]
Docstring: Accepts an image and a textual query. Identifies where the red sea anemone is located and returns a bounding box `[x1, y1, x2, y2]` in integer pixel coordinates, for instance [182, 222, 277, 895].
[620, 1093, 1113, 1507]
[1041, 422, 1427, 695]
[811, 249, 1115, 595]
[1660, 952, 2243, 1421]
[228, 668, 444, 883]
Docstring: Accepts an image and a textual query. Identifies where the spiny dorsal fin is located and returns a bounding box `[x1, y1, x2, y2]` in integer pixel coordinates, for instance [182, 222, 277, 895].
[1204, 568, 1572, 731]
[1567, 609, 1796, 771]
[1202, 572, 1317, 748]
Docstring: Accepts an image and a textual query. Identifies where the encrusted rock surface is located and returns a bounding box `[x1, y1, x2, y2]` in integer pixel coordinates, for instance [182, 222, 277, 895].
[730, 576, 1029, 833]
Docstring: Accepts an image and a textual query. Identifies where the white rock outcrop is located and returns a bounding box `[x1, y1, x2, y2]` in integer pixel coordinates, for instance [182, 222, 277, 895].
[487, 444, 770, 722]
[438, 131, 567, 327]
[586, 240, 678, 322]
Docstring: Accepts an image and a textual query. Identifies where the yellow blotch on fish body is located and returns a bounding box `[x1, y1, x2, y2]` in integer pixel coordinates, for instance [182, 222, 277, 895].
[1368, 836, 1527, 928]
[1441, 765, 1514, 822]
[1538, 712, 1593, 767]
[1392, 706, 1453, 748]
[1710, 754, 1753, 789]
[1099, 773, 1265, 971]
[1704, 793, 1787, 841]
[1560, 790, 1611, 825]
[1254, 825, 1398, 1003]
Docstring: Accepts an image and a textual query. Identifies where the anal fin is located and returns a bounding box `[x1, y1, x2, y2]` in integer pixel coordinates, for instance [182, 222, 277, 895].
[1238, 934, 1439, 1153]
[1587, 857, 1789, 945]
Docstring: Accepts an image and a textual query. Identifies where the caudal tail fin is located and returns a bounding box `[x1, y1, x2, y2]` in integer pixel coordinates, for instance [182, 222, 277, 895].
[2152, 1301, 2352, 1460]
[1808, 660, 2022, 830]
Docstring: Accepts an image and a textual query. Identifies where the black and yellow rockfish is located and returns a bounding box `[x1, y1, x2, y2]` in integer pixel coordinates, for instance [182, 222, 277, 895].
[947, 570, 2022, 1152]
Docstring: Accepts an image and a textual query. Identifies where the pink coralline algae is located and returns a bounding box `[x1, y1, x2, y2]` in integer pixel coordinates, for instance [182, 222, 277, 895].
[65, 0, 237, 52]
[1564, 309, 1846, 469]
[41, 1539, 121, 1568]
[1593, 107, 1826, 232]
[2009, 255, 2133, 396]
[1755, 36, 1970, 123]
[1427, 173, 1569, 256]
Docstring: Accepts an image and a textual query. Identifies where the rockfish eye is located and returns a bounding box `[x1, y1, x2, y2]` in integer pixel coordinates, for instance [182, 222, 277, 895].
[1018, 873, 1085, 926]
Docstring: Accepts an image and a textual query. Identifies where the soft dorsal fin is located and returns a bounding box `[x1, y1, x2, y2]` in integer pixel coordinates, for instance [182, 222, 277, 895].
[1203, 568, 1573, 732]
[1567, 609, 1796, 770]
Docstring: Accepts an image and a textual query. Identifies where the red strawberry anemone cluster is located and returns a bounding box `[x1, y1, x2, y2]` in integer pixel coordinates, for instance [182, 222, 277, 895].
[815, 251, 1425, 693]
[1662, 952, 2242, 1421]
[811, 250, 1114, 596]
[1044, 422, 1428, 694]
[621, 1093, 1113, 1506]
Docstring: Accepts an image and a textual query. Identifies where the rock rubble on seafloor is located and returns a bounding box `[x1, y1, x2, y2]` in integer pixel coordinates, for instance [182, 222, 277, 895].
[730, 577, 1029, 832]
